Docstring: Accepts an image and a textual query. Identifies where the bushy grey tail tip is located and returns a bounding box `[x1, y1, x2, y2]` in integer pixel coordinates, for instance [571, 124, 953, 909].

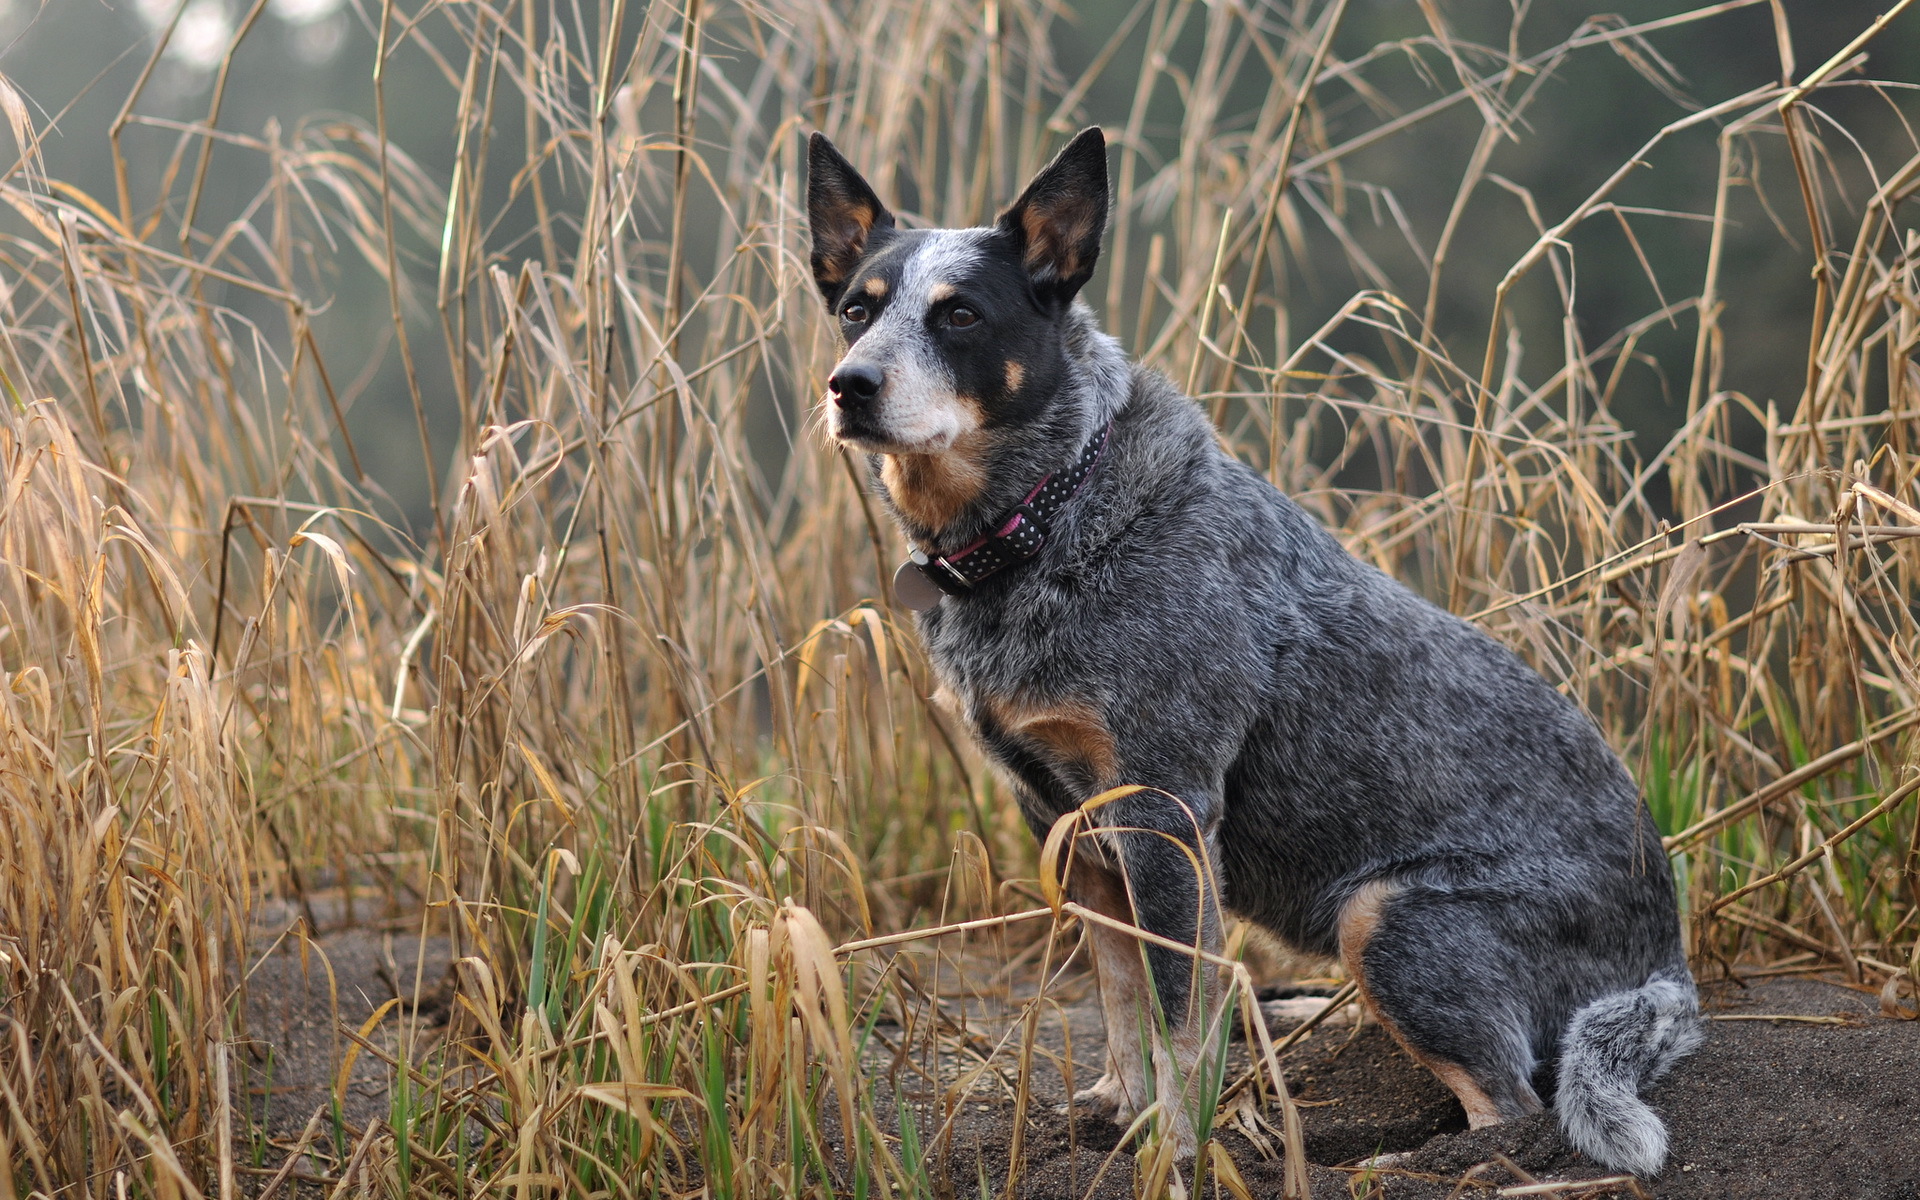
[1554, 974, 1703, 1176]
[1560, 1088, 1669, 1178]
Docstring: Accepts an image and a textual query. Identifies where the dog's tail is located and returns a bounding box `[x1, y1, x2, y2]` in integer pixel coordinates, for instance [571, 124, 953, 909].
[1554, 967, 1704, 1177]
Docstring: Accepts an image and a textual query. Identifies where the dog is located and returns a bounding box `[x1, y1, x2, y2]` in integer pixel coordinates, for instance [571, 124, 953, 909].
[805, 126, 1701, 1175]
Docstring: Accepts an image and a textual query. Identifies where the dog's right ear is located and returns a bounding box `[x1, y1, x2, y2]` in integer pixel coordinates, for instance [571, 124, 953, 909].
[808, 133, 894, 306]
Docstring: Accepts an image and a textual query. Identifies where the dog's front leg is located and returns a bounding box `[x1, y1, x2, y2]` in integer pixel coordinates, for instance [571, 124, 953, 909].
[1067, 856, 1152, 1124]
[1077, 795, 1228, 1160]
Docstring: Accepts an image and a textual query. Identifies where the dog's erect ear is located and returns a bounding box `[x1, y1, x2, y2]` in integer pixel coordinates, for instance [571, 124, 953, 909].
[808, 133, 894, 305]
[996, 127, 1109, 306]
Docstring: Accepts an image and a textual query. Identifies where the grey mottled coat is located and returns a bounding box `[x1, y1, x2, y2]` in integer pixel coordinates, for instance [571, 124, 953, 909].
[806, 126, 1701, 1175]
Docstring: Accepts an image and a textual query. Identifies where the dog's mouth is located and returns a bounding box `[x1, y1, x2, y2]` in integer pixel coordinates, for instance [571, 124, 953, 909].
[828, 412, 960, 457]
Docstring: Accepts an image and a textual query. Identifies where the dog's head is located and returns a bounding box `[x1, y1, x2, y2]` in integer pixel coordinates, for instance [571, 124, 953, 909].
[805, 128, 1109, 463]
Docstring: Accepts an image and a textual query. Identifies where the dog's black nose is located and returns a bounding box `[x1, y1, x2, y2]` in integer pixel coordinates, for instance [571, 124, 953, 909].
[828, 362, 883, 407]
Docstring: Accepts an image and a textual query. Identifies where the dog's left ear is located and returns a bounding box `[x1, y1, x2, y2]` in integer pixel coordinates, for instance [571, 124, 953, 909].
[996, 127, 1109, 306]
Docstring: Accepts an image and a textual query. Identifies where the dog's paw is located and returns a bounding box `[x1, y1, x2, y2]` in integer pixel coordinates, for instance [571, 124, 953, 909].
[1065, 1080, 1201, 1162]
[1262, 994, 1358, 1026]
[1353, 1150, 1411, 1171]
[1067, 1074, 1139, 1124]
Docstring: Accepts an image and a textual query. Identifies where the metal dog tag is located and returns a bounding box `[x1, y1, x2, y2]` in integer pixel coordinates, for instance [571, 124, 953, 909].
[893, 560, 945, 610]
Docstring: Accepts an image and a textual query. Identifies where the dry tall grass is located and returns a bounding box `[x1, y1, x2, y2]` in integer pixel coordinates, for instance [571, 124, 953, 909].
[0, 0, 1916, 1195]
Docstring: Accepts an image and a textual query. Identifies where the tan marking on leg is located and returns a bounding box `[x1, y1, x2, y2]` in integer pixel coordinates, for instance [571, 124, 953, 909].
[1004, 360, 1024, 391]
[926, 281, 956, 303]
[1338, 881, 1505, 1129]
[862, 276, 888, 297]
[1337, 880, 1396, 982]
[1145, 875, 1223, 1161]
[1429, 1061, 1504, 1128]
[983, 694, 1119, 786]
[1070, 834, 1224, 1161]
[1070, 860, 1150, 1122]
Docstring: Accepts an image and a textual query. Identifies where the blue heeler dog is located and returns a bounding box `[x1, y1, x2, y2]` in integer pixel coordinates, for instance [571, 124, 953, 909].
[806, 126, 1701, 1175]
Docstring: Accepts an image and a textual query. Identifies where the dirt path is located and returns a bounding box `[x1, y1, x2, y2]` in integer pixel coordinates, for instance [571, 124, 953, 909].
[1388, 975, 1920, 1199]
[238, 908, 455, 1147]
[922, 974, 1920, 1199]
[238, 917, 1920, 1198]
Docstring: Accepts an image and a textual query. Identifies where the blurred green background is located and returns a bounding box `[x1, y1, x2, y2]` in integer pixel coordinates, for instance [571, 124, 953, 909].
[4, 0, 1913, 529]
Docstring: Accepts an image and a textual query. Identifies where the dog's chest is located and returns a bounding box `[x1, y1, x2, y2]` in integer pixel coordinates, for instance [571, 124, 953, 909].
[914, 586, 1068, 685]
[919, 603, 1121, 820]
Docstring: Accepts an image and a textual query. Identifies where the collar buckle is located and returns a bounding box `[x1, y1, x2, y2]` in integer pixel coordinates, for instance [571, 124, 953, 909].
[910, 548, 974, 596]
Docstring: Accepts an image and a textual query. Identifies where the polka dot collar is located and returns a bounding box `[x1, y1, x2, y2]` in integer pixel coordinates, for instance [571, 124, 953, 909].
[892, 422, 1112, 610]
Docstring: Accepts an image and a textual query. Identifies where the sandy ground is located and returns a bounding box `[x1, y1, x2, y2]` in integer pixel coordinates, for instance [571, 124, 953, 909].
[915, 973, 1920, 1199]
[236, 905, 456, 1149]
[235, 913, 1920, 1198]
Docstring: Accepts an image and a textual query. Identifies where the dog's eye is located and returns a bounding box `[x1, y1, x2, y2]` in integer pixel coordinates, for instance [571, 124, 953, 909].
[949, 306, 979, 328]
[843, 303, 869, 323]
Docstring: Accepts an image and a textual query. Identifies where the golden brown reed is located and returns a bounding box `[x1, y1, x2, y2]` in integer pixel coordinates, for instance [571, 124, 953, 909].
[0, 0, 1915, 1195]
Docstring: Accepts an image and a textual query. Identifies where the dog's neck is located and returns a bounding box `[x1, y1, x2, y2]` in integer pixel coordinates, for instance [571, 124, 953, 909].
[873, 304, 1129, 554]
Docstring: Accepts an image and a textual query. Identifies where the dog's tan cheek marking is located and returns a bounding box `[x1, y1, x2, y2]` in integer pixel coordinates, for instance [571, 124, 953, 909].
[1004, 360, 1024, 392]
[985, 695, 1119, 786]
[950, 392, 985, 430]
[877, 392, 989, 531]
[1337, 882, 1502, 1128]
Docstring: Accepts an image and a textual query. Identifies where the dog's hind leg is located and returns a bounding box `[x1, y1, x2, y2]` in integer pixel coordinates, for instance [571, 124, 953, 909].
[1066, 857, 1152, 1124]
[1337, 881, 1544, 1128]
